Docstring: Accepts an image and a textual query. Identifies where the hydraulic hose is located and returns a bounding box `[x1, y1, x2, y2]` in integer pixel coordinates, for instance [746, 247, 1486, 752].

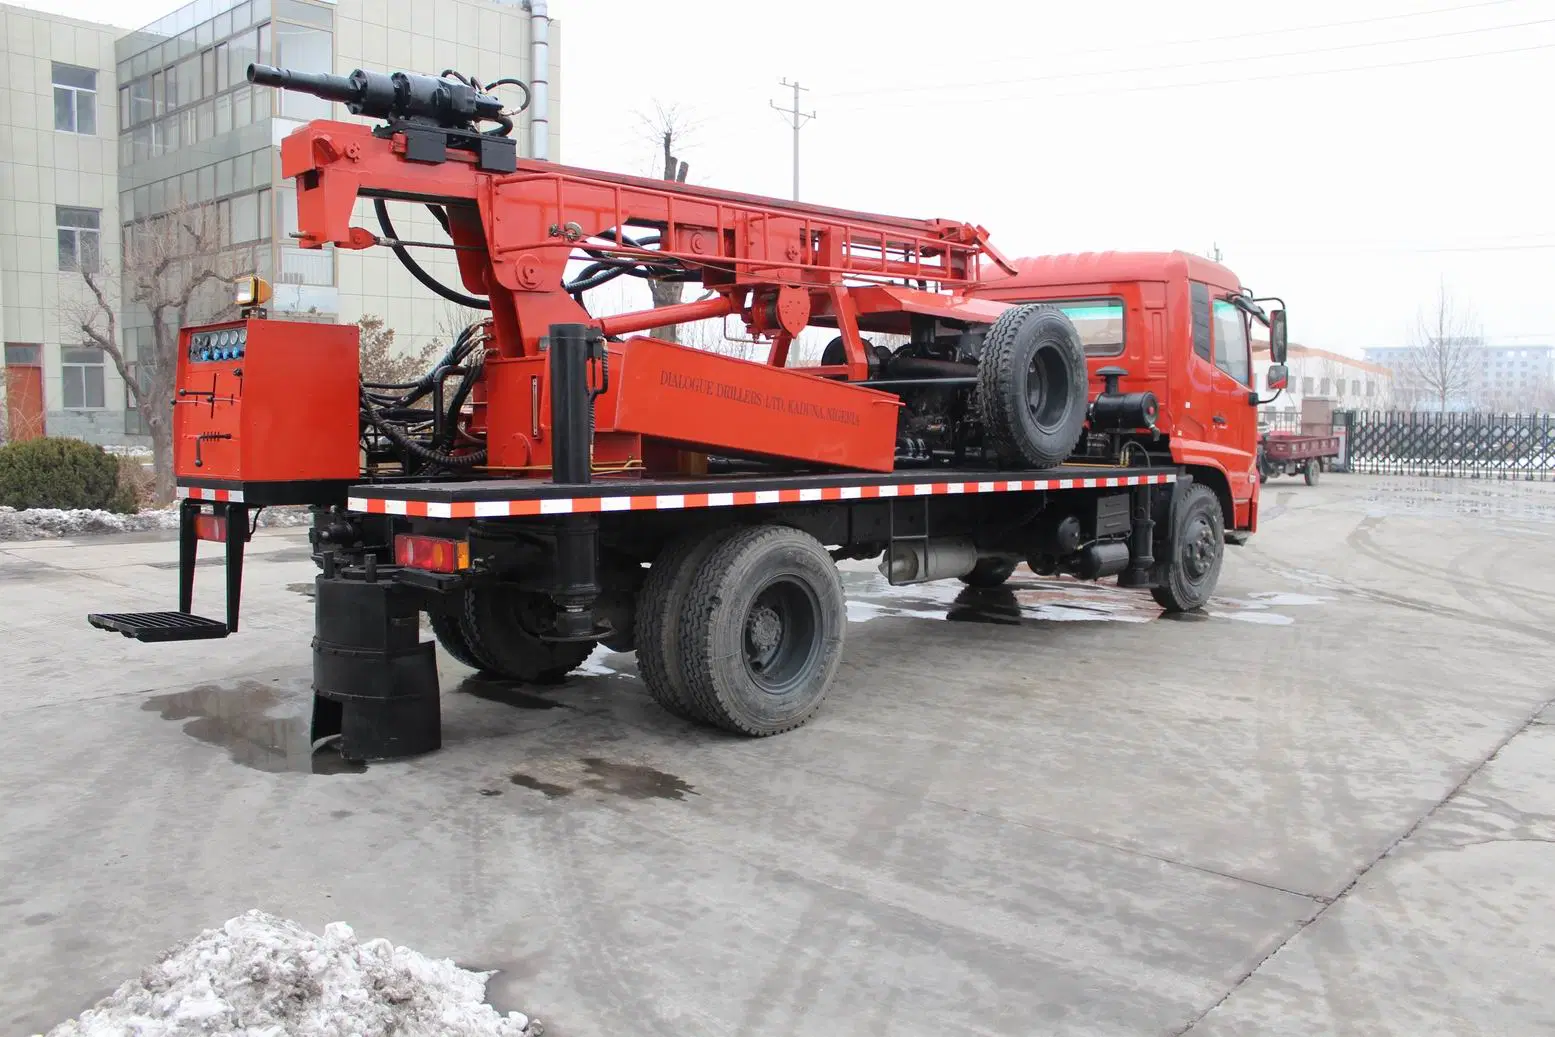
[373, 198, 490, 310]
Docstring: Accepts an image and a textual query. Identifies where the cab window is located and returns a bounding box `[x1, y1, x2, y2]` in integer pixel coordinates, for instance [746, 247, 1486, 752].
[1190, 282, 1212, 361]
[1211, 298, 1250, 386]
[1016, 298, 1125, 357]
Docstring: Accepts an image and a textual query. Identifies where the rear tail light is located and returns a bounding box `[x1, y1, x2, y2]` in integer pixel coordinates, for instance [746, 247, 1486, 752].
[394, 534, 470, 573]
[194, 514, 227, 542]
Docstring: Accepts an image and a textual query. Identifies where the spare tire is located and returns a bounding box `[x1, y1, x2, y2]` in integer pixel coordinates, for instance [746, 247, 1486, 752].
[977, 304, 1088, 469]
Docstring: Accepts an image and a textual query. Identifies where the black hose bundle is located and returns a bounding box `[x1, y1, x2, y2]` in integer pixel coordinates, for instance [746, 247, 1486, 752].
[360, 322, 488, 473]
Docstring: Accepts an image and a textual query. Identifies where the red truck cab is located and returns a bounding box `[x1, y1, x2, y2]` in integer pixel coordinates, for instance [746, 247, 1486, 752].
[972, 250, 1283, 534]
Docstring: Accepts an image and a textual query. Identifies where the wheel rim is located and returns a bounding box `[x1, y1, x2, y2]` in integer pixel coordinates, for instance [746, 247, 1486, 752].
[1181, 513, 1218, 582]
[742, 576, 822, 695]
[1025, 343, 1071, 432]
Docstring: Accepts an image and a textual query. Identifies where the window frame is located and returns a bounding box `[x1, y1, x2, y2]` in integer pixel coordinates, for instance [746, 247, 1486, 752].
[56, 206, 102, 273]
[60, 346, 107, 410]
[52, 62, 98, 135]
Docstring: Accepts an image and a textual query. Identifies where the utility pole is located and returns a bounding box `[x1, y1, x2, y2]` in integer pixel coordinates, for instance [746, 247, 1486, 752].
[769, 79, 816, 201]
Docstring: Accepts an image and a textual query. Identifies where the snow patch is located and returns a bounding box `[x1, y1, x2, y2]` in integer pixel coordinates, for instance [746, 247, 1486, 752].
[576, 644, 628, 676]
[0, 505, 312, 542]
[38, 910, 539, 1037]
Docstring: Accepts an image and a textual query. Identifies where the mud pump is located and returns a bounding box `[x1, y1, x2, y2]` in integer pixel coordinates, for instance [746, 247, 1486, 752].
[89, 62, 1288, 761]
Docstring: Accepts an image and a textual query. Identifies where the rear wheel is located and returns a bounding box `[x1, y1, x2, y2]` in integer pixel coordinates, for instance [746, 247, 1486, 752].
[634, 529, 740, 722]
[460, 584, 594, 683]
[1304, 460, 1321, 485]
[960, 557, 1018, 587]
[429, 608, 489, 670]
[1151, 484, 1224, 612]
[676, 526, 845, 736]
[977, 304, 1088, 469]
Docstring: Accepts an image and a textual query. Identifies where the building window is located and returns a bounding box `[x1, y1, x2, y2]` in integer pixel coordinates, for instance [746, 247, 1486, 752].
[1366, 381, 1376, 397]
[61, 347, 106, 409]
[57, 207, 101, 272]
[53, 63, 98, 134]
[1320, 378, 1331, 395]
[1351, 379, 1360, 396]
[1302, 376, 1314, 395]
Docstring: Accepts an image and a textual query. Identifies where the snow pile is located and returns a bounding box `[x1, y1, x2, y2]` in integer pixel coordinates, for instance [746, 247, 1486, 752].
[41, 910, 539, 1037]
[0, 505, 313, 542]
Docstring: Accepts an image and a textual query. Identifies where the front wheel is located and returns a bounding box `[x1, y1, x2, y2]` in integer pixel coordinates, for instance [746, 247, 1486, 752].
[676, 525, 846, 736]
[1150, 484, 1225, 612]
[1304, 460, 1321, 486]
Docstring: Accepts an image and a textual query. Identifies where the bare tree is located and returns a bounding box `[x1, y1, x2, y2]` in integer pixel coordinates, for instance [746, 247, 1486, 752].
[69, 203, 237, 503]
[357, 314, 442, 384]
[639, 101, 694, 342]
[429, 300, 485, 352]
[1406, 281, 1482, 413]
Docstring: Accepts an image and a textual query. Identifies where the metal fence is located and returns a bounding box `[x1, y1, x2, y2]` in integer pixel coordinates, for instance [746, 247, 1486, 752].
[1341, 410, 1555, 480]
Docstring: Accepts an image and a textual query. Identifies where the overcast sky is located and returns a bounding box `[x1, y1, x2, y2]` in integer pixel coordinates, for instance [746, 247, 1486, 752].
[24, 0, 1555, 355]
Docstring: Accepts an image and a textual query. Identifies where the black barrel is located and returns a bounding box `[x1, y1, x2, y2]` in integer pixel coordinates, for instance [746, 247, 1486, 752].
[247, 63, 361, 103]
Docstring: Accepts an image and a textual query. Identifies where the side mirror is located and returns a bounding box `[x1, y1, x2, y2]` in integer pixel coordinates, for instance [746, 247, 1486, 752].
[1266, 363, 1289, 391]
[1269, 309, 1288, 364]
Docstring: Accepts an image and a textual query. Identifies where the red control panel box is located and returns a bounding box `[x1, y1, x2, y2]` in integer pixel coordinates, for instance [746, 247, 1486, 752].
[174, 317, 360, 500]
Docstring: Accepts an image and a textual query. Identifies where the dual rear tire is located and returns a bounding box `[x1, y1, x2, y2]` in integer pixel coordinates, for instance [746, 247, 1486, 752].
[425, 525, 846, 737]
[428, 585, 593, 684]
[637, 525, 846, 735]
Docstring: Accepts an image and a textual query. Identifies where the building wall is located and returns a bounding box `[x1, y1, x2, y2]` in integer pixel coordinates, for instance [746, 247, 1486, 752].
[1253, 343, 1391, 419]
[328, 0, 560, 358]
[0, 4, 129, 444]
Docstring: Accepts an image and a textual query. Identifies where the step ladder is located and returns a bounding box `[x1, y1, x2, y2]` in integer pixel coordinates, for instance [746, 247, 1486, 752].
[88, 499, 249, 642]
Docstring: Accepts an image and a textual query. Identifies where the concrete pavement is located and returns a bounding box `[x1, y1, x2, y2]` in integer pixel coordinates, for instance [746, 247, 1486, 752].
[2, 473, 1552, 1036]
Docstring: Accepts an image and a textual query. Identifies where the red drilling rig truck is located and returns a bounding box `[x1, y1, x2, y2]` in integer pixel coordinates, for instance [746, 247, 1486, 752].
[89, 63, 1291, 762]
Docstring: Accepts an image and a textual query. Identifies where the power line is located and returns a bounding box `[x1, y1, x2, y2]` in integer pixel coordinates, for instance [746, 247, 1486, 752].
[831, 16, 1555, 105]
[864, 0, 1531, 82]
[831, 40, 1555, 112]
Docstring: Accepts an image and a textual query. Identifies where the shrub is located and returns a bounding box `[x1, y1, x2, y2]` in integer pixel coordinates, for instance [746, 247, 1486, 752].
[113, 454, 153, 512]
[0, 437, 135, 512]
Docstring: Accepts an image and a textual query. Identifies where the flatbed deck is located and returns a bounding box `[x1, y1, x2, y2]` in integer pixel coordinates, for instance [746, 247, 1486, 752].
[343, 465, 1178, 518]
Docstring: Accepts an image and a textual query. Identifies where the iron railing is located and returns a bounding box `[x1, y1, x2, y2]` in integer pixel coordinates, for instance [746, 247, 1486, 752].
[1341, 410, 1555, 480]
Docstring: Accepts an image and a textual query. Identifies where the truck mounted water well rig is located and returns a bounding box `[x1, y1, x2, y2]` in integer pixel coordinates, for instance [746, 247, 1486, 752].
[89, 63, 1291, 761]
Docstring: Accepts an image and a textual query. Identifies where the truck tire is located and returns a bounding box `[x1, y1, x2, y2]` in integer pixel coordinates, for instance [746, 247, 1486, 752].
[1151, 484, 1224, 612]
[960, 557, 1017, 587]
[595, 558, 645, 654]
[634, 530, 740, 722]
[676, 525, 846, 736]
[1304, 460, 1320, 486]
[461, 584, 594, 684]
[977, 304, 1088, 469]
[429, 607, 490, 671]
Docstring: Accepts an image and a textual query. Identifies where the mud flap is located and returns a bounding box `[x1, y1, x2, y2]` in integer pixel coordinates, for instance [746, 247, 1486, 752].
[311, 574, 440, 761]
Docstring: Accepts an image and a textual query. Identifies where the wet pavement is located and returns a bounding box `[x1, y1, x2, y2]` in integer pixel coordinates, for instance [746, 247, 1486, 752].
[2, 473, 1554, 1036]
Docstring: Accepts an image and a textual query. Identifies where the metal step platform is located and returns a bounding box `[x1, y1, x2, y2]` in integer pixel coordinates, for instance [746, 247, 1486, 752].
[87, 499, 250, 644]
[88, 611, 231, 642]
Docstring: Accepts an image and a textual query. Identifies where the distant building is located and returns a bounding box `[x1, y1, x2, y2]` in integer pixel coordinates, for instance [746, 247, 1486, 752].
[1253, 340, 1391, 421]
[1363, 343, 1555, 412]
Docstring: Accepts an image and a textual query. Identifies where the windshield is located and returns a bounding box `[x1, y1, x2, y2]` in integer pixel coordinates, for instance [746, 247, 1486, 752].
[1026, 298, 1124, 356]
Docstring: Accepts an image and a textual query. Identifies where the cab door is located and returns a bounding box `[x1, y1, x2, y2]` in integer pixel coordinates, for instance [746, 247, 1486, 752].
[1207, 294, 1258, 521]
